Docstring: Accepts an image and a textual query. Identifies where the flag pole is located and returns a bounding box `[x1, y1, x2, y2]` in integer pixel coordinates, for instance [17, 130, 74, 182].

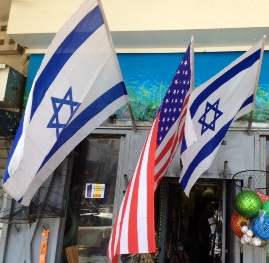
[127, 103, 138, 133]
[247, 35, 266, 135]
[98, 0, 137, 133]
[190, 36, 194, 93]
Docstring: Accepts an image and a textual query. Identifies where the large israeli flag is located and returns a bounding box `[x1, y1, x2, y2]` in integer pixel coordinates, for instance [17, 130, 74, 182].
[3, 0, 129, 206]
[179, 38, 265, 196]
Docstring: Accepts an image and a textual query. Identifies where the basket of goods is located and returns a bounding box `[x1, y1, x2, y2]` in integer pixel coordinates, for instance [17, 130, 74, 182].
[231, 170, 269, 247]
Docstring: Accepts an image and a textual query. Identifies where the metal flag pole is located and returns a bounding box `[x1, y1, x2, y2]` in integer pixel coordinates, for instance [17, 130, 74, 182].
[247, 35, 266, 135]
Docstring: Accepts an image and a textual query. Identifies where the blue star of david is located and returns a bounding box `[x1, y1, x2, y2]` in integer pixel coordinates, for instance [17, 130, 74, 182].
[198, 98, 223, 135]
[47, 87, 80, 138]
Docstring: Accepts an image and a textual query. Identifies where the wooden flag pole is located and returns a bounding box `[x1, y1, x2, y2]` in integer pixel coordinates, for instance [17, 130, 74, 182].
[247, 36, 266, 135]
[128, 103, 137, 133]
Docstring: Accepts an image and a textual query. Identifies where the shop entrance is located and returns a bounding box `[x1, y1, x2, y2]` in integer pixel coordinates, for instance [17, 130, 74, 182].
[156, 179, 224, 263]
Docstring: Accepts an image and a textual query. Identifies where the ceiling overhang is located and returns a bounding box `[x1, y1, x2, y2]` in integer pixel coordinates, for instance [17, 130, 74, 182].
[8, 27, 269, 54]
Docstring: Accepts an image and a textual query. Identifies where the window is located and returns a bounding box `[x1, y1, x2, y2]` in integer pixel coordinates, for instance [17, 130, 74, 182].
[64, 136, 122, 263]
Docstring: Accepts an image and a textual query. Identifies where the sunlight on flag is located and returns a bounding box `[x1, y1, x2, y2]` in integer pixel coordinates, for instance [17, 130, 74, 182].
[3, 0, 129, 206]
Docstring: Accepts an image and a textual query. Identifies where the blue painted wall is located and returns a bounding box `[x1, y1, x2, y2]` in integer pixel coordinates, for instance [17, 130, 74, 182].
[25, 52, 269, 121]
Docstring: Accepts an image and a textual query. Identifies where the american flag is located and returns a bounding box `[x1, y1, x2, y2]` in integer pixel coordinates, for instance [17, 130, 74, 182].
[107, 39, 194, 262]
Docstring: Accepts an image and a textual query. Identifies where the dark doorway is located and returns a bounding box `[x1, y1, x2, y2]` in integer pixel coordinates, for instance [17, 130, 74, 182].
[156, 179, 223, 263]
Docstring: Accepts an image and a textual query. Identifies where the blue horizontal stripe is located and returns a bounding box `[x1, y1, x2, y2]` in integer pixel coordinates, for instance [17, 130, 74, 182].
[238, 94, 253, 112]
[180, 119, 233, 189]
[181, 135, 187, 154]
[190, 49, 261, 118]
[38, 82, 127, 171]
[30, 5, 104, 120]
[180, 94, 253, 190]
[3, 115, 25, 183]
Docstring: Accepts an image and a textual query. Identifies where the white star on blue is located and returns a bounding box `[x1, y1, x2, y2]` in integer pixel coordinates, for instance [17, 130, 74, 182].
[157, 45, 192, 146]
[198, 98, 223, 135]
[47, 87, 80, 138]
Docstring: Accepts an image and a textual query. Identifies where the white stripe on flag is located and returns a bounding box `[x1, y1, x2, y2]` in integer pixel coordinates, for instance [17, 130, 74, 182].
[179, 37, 265, 195]
[137, 129, 152, 251]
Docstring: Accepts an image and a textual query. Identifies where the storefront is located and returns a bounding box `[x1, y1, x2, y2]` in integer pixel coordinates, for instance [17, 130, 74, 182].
[1, 121, 269, 263]
[59, 126, 269, 263]
[1, 50, 269, 263]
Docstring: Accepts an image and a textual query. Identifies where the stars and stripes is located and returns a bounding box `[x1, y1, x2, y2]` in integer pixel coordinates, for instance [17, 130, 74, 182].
[107, 38, 194, 262]
[154, 42, 193, 187]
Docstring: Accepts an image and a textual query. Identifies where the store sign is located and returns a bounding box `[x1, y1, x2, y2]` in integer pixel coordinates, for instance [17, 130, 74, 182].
[26, 52, 269, 122]
[85, 183, 105, 198]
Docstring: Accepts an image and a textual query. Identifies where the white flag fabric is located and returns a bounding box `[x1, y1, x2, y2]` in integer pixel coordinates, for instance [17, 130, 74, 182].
[3, 0, 129, 206]
[179, 38, 265, 196]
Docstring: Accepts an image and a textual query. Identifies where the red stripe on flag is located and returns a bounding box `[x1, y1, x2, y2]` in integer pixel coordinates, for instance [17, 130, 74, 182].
[109, 125, 156, 261]
[182, 94, 189, 109]
[146, 117, 159, 252]
[155, 96, 189, 167]
[155, 135, 175, 165]
[113, 176, 132, 259]
[154, 105, 188, 184]
[127, 152, 143, 253]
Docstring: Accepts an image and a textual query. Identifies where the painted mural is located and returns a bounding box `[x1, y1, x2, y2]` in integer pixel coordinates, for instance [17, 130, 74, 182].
[25, 52, 269, 122]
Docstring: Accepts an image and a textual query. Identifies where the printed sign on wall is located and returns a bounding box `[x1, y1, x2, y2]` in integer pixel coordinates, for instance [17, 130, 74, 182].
[85, 183, 105, 198]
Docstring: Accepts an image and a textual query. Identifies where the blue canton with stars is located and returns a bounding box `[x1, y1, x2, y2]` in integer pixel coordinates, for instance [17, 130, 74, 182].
[157, 44, 191, 145]
[47, 87, 81, 139]
[198, 98, 223, 135]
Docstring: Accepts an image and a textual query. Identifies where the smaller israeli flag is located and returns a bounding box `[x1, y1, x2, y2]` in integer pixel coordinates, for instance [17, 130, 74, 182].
[179, 37, 265, 196]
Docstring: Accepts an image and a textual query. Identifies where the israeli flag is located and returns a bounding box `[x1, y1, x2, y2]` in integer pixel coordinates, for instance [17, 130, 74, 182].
[179, 38, 265, 196]
[3, 0, 129, 206]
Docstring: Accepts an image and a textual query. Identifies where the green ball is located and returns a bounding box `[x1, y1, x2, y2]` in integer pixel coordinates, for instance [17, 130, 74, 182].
[263, 200, 269, 217]
[235, 190, 262, 219]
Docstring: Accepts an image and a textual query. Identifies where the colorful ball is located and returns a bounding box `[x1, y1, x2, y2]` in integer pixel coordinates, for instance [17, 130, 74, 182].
[235, 190, 262, 219]
[256, 191, 269, 203]
[263, 200, 269, 217]
[230, 211, 250, 238]
[250, 214, 269, 240]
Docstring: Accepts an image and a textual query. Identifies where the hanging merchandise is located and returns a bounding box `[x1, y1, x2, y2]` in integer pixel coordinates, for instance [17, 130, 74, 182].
[202, 187, 215, 199]
[256, 191, 269, 204]
[262, 200, 269, 217]
[231, 189, 269, 247]
[39, 228, 50, 263]
[234, 189, 262, 219]
[230, 171, 269, 248]
[230, 211, 250, 238]
[250, 210, 269, 240]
